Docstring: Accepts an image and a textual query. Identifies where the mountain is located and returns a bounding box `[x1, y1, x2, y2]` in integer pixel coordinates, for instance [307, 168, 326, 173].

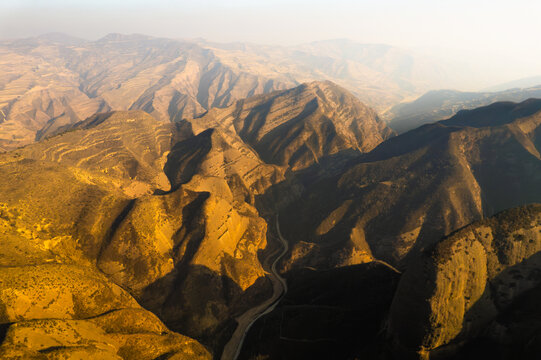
[0, 109, 280, 353]
[0, 34, 475, 151]
[0, 34, 293, 150]
[0, 112, 211, 359]
[278, 98, 541, 272]
[0, 264, 211, 359]
[386, 86, 541, 133]
[190, 81, 394, 170]
[240, 205, 541, 360]
[0, 81, 393, 358]
[389, 204, 541, 359]
[3, 34, 541, 359]
[201, 38, 476, 112]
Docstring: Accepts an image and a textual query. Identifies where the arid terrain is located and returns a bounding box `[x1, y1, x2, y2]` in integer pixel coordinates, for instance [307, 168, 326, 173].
[0, 33, 540, 360]
[0, 33, 474, 151]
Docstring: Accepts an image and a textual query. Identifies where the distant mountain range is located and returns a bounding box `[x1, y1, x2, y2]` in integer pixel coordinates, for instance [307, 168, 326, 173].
[386, 85, 541, 133]
[0, 33, 477, 151]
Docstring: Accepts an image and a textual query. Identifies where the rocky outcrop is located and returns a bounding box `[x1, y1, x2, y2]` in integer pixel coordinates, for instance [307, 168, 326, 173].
[388, 204, 541, 359]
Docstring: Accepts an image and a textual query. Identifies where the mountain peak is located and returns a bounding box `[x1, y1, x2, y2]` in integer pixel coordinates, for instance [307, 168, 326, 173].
[190, 81, 394, 170]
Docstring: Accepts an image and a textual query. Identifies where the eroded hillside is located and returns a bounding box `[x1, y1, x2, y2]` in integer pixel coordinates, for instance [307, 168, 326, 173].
[0, 81, 394, 358]
[0, 34, 292, 150]
[0, 33, 465, 151]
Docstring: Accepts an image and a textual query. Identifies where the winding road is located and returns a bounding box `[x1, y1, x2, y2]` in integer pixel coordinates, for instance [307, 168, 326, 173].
[220, 215, 289, 360]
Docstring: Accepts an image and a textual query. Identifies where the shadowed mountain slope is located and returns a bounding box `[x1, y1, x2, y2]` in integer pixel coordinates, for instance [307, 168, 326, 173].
[190, 81, 394, 170]
[239, 261, 400, 360]
[387, 86, 541, 133]
[279, 98, 541, 271]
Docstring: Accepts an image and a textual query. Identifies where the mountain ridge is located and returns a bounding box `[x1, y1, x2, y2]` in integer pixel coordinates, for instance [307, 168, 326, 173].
[0, 33, 479, 151]
[387, 86, 541, 133]
[278, 98, 541, 272]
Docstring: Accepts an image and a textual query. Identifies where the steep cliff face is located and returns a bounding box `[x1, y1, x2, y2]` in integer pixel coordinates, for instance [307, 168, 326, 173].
[388, 204, 541, 359]
[280, 99, 541, 271]
[191, 81, 394, 170]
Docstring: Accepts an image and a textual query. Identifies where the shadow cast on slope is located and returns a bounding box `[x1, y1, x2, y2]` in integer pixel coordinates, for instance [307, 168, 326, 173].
[139, 263, 272, 359]
[238, 262, 400, 360]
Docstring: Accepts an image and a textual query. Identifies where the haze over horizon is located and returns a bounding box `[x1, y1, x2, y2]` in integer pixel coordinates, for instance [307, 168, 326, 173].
[1, 0, 540, 90]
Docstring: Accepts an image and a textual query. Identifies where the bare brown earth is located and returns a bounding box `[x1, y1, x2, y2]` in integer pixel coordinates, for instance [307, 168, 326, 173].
[189, 80, 394, 170]
[0, 33, 463, 151]
[0, 81, 394, 358]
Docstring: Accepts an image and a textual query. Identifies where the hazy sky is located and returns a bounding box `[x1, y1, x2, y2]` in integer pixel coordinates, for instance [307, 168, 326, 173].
[1, 0, 540, 86]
